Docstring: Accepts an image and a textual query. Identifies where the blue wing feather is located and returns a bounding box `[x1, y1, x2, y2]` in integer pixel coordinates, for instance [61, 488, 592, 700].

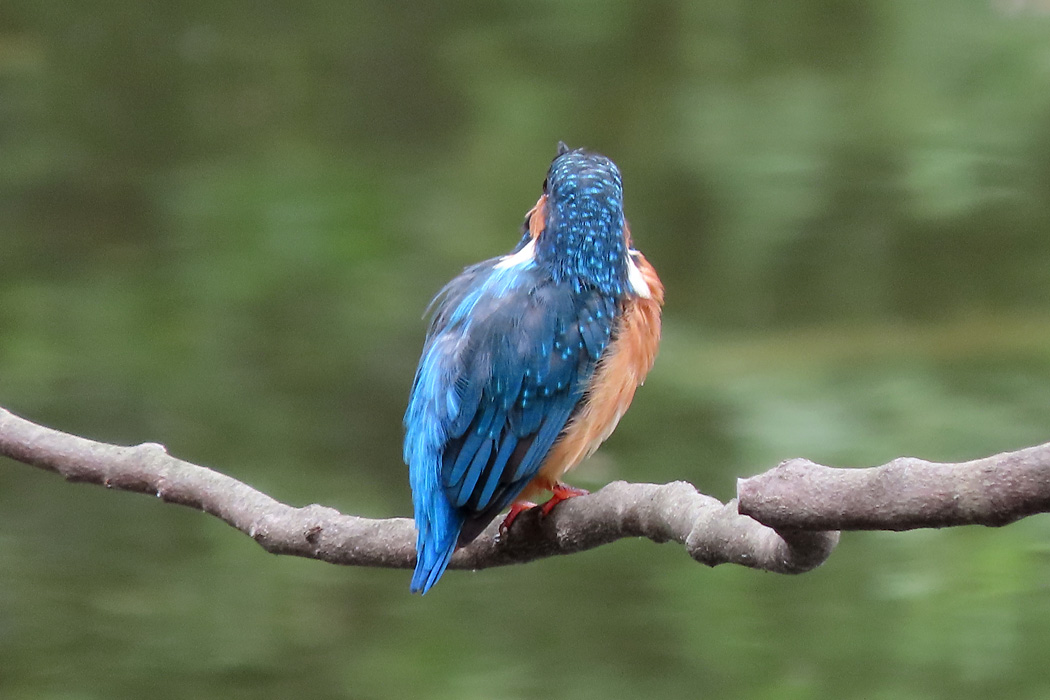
[446, 422, 487, 490]
[453, 436, 494, 507]
[510, 397, 578, 482]
[405, 255, 617, 593]
[487, 433, 520, 481]
[447, 376, 483, 438]
[510, 387, 548, 436]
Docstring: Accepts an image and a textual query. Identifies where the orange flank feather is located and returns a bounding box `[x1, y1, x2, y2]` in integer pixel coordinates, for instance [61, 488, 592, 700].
[519, 249, 664, 502]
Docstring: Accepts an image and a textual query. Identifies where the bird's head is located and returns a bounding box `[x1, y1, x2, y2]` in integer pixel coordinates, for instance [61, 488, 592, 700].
[525, 143, 630, 296]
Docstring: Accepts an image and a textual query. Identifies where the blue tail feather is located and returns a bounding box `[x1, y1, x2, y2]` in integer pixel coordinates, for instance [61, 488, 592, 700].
[411, 529, 459, 594]
[410, 468, 464, 594]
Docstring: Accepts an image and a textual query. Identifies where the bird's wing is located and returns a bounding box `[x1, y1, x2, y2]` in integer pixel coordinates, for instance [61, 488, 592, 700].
[405, 260, 616, 545]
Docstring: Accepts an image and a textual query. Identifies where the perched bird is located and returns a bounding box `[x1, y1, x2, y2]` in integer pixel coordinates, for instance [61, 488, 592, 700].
[404, 143, 664, 593]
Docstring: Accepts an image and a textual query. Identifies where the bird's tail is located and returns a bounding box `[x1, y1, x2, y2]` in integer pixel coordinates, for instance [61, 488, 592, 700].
[411, 494, 463, 594]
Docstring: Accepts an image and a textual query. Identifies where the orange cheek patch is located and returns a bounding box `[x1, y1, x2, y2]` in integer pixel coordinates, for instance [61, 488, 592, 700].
[529, 195, 547, 240]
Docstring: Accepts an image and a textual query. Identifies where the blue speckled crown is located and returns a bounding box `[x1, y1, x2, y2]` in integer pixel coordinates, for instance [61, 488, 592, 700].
[536, 146, 629, 297]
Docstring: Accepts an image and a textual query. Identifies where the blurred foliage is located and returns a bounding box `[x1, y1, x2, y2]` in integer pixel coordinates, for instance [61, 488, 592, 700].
[2, 1, 1050, 698]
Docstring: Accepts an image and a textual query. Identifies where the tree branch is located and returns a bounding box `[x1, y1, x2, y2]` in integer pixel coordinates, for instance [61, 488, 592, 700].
[737, 442, 1050, 530]
[0, 406, 835, 575]
[4, 405, 1049, 581]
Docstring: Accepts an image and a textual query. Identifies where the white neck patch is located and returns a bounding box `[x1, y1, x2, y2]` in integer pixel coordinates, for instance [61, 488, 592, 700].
[627, 250, 651, 299]
[497, 239, 650, 299]
[495, 239, 536, 270]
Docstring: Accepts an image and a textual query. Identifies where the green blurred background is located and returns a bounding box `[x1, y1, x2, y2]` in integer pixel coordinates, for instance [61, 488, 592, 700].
[3, 1, 1050, 698]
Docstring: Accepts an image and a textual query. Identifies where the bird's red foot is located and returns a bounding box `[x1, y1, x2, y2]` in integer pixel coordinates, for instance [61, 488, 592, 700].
[498, 501, 538, 539]
[539, 483, 589, 517]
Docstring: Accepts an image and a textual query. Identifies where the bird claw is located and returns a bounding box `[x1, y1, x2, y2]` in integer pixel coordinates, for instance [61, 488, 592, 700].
[539, 482, 589, 517]
[497, 501, 537, 541]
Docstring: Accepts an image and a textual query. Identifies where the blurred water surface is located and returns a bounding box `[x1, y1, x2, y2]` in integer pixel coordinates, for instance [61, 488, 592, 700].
[3, 2, 1050, 698]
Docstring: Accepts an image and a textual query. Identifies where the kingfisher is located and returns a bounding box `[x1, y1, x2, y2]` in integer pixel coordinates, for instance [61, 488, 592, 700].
[404, 143, 664, 593]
